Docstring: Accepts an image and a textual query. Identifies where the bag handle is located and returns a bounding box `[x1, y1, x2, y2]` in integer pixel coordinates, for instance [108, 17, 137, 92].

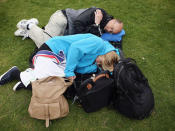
[128, 63, 147, 82]
[86, 73, 109, 90]
[45, 104, 50, 128]
[64, 78, 73, 87]
[93, 73, 109, 82]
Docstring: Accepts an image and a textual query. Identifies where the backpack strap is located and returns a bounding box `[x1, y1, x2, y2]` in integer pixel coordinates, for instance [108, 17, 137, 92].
[119, 58, 136, 64]
[121, 59, 147, 83]
[43, 31, 53, 38]
[72, 80, 79, 104]
[118, 58, 147, 82]
[45, 104, 50, 128]
[64, 78, 73, 87]
[113, 63, 122, 88]
[129, 63, 147, 82]
[112, 63, 121, 103]
[114, 62, 137, 106]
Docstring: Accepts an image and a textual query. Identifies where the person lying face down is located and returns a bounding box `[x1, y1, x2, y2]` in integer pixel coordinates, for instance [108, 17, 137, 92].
[43, 33, 120, 79]
[0, 34, 120, 90]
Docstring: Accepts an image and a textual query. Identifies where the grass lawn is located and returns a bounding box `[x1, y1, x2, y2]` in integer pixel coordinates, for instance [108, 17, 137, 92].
[0, 0, 175, 130]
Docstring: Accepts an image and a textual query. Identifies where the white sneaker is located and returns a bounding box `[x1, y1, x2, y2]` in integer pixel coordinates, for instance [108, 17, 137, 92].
[14, 28, 29, 40]
[16, 18, 39, 30]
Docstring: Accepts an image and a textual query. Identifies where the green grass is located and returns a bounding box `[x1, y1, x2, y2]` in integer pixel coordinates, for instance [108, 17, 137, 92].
[0, 0, 175, 130]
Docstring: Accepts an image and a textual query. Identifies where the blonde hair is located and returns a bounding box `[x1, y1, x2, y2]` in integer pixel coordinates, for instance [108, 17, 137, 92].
[98, 51, 119, 72]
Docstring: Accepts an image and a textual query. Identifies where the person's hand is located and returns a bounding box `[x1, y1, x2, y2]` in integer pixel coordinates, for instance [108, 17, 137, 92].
[94, 9, 103, 25]
[67, 76, 76, 80]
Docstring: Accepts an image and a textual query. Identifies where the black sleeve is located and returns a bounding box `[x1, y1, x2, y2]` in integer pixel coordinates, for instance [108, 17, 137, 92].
[98, 8, 113, 28]
[73, 8, 102, 36]
[74, 22, 101, 36]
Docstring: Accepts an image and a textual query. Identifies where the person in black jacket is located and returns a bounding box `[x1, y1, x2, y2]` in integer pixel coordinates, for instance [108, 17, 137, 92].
[14, 7, 123, 48]
[74, 8, 123, 36]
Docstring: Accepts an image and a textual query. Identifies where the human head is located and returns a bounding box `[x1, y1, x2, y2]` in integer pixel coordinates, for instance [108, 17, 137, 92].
[96, 51, 119, 72]
[104, 19, 123, 34]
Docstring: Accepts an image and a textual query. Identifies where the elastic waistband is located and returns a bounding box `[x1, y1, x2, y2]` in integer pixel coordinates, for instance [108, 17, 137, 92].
[32, 50, 65, 65]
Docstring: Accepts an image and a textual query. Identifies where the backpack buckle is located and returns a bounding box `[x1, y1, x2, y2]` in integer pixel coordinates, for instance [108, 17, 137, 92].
[72, 95, 79, 104]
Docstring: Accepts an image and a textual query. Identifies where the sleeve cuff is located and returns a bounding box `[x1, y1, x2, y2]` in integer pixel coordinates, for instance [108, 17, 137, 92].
[64, 70, 75, 78]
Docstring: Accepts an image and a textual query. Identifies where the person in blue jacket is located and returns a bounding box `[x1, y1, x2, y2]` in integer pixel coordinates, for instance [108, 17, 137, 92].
[45, 33, 120, 79]
[0, 34, 120, 90]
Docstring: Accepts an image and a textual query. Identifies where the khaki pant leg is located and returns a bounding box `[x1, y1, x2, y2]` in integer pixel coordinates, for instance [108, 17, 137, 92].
[44, 10, 67, 37]
[28, 10, 67, 48]
[28, 25, 50, 48]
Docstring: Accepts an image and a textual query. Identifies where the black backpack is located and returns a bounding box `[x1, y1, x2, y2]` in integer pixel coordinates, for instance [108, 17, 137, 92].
[113, 58, 154, 119]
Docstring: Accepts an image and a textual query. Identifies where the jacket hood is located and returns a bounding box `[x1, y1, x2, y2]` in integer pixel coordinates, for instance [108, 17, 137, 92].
[101, 41, 120, 56]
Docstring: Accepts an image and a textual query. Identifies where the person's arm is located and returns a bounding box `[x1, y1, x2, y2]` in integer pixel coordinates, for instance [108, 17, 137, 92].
[64, 36, 104, 77]
[64, 44, 83, 78]
[94, 9, 103, 36]
[94, 9, 103, 26]
[73, 8, 103, 36]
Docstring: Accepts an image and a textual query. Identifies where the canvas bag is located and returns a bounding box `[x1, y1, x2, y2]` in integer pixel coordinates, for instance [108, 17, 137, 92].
[28, 76, 72, 127]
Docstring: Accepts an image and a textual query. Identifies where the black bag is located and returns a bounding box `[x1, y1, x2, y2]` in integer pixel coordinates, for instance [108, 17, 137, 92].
[75, 71, 114, 113]
[113, 58, 154, 119]
[64, 73, 94, 99]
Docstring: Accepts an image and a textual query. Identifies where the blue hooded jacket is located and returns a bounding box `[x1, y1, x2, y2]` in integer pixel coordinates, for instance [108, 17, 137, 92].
[45, 34, 119, 77]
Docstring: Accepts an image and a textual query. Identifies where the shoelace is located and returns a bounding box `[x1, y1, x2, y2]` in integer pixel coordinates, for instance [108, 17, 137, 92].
[22, 34, 28, 40]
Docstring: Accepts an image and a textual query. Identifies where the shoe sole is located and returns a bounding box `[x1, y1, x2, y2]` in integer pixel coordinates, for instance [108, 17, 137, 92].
[14, 29, 26, 37]
[0, 66, 18, 86]
[13, 81, 22, 91]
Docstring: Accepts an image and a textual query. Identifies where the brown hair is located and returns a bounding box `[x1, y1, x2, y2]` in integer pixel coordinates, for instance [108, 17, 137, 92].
[99, 51, 119, 72]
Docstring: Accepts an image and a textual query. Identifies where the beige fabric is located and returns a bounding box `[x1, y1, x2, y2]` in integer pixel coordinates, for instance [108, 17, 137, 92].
[28, 10, 67, 48]
[28, 76, 72, 127]
[44, 10, 67, 37]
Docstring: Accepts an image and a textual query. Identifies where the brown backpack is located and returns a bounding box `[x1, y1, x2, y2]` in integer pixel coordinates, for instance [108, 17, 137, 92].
[28, 76, 72, 127]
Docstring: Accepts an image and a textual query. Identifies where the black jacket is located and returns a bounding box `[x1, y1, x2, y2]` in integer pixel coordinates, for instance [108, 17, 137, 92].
[73, 8, 113, 36]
